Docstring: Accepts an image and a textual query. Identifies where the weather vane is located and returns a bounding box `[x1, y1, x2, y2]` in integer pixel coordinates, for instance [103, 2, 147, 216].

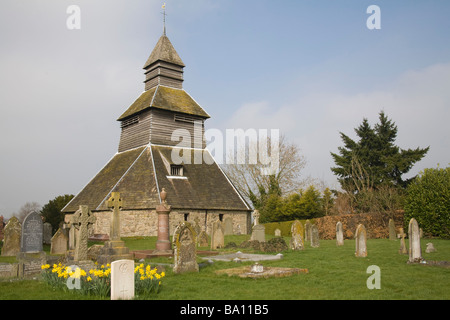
[161, 3, 167, 35]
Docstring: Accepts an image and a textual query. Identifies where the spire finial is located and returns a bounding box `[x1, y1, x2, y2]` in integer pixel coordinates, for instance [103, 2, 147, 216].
[161, 3, 167, 35]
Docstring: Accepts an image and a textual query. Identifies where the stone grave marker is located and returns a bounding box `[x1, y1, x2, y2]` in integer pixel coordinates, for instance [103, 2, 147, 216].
[71, 205, 96, 262]
[21, 211, 43, 253]
[274, 228, 281, 237]
[310, 224, 320, 248]
[173, 222, 199, 274]
[43, 222, 52, 245]
[336, 221, 344, 246]
[224, 217, 233, 235]
[1, 216, 21, 256]
[355, 224, 367, 257]
[211, 220, 224, 250]
[290, 220, 304, 250]
[304, 220, 312, 242]
[397, 228, 407, 254]
[50, 228, 68, 255]
[111, 259, 135, 300]
[0, 215, 4, 241]
[251, 224, 266, 242]
[389, 219, 396, 240]
[197, 229, 209, 247]
[408, 218, 422, 263]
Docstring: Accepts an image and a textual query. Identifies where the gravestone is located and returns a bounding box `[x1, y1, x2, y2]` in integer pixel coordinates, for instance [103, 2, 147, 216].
[197, 230, 209, 247]
[224, 217, 233, 235]
[0, 215, 4, 240]
[97, 193, 133, 264]
[397, 228, 407, 254]
[251, 225, 266, 242]
[289, 220, 304, 250]
[43, 222, 52, 245]
[252, 210, 260, 226]
[71, 205, 96, 262]
[310, 224, 320, 248]
[355, 224, 367, 257]
[50, 228, 68, 255]
[173, 222, 199, 274]
[336, 221, 344, 246]
[304, 220, 312, 242]
[111, 259, 135, 300]
[425, 243, 436, 253]
[408, 218, 422, 263]
[274, 229, 281, 237]
[1, 216, 21, 256]
[21, 211, 43, 253]
[211, 220, 224, 250]
[389, 219, 396, 240]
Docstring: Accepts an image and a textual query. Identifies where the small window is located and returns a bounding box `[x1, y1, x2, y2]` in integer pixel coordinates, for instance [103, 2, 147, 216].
[184, 213, 189, 221]
[219, 214, 224, 222]
[170, 165, 183, 176]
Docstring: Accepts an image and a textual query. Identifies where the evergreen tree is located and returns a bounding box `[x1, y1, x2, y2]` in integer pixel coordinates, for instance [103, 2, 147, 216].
[331, 111, 429, 191]
[40, 194, 74, 234]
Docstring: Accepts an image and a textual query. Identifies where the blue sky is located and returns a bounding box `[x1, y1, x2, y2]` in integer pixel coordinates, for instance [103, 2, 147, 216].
[1, 0, 449, 217]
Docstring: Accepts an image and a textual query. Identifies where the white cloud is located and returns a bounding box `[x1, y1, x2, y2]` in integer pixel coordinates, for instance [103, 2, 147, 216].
[224, 62, 450, 188]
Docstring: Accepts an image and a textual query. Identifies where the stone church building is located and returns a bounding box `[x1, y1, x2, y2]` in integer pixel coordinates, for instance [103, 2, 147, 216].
[62, 30, 252, 237]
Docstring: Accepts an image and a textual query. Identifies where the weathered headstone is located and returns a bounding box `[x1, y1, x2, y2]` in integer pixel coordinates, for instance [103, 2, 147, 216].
[425, 243, 436, 253]
[21, 211, 43, 253]
[304, 220, 312, 242]
[71, 205, 96, 262]
[97, 193, 132, 264]
[355, 224, 367, 257]
[111, 259, 135, 300]
[50, 228, 68, 255]
[251, 224, 266, 242]
[43, 222, 52, 245]
[336, 221, 344, 246]
[211, 220, 224, 250]
[408, 218, 422, 263]
[310, 224, 320, 248]
[173, 222, 199, 274]
[1, 216, 21, 256]
[197, 229, 209, 247]
[397, 228, 407, 254]
[388, 219, 396, 240]
[252, 210, 260, 226]
[224, 217, 233, 235]
[289, 220, 304, 250]
[274, 228, 281, 237]
[0, 215, 4, 241]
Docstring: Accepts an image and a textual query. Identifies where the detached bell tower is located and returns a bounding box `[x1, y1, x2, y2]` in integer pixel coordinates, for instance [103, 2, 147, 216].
[62, 7, 251, 238]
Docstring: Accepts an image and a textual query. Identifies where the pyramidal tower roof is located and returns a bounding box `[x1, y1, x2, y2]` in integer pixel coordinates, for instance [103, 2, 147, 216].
[143, 34, 185, 69]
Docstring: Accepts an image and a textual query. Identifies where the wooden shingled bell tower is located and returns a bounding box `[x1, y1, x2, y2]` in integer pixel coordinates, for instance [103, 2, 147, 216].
[62, 15, 252, 238]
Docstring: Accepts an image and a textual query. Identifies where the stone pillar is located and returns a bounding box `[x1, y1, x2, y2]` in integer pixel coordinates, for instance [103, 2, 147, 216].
[155, 188, 172, 253]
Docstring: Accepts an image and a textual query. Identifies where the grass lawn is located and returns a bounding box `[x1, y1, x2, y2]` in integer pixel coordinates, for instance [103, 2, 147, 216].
[0, 235, 449, 300]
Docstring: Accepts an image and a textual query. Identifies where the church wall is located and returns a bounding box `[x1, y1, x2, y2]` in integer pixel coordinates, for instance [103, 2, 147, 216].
[92, 209, 251, 238]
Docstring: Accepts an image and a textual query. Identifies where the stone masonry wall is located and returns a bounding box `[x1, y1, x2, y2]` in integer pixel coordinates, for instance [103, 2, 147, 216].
[92, 209, 251, 238]
[314, 211, 405, 240]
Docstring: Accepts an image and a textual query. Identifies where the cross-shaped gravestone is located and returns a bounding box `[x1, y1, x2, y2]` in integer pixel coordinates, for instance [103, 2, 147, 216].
[107, 192, 122, 241]
[397, 228, 407, 254]
[253, 210, 260, 226]
[71, 205, 96, 261]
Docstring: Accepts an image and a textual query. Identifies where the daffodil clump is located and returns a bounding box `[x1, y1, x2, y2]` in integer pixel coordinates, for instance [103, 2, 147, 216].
[134, 263, 165, 297]
[41, 262, 165, 299]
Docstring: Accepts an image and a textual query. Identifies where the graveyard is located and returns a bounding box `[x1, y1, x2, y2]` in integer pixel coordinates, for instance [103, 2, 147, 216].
[0, 227, 449, 300]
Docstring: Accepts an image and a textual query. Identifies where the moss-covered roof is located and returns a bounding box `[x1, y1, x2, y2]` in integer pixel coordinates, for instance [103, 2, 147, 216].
[117, 86, 210, 121]
[143, 35, 185, 69]
[62, 145, 250, 213]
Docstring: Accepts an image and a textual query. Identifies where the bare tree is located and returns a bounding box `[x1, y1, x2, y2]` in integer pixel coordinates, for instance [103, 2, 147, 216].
[13, 202, 41, 223]
[222, 134, 307, 206]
